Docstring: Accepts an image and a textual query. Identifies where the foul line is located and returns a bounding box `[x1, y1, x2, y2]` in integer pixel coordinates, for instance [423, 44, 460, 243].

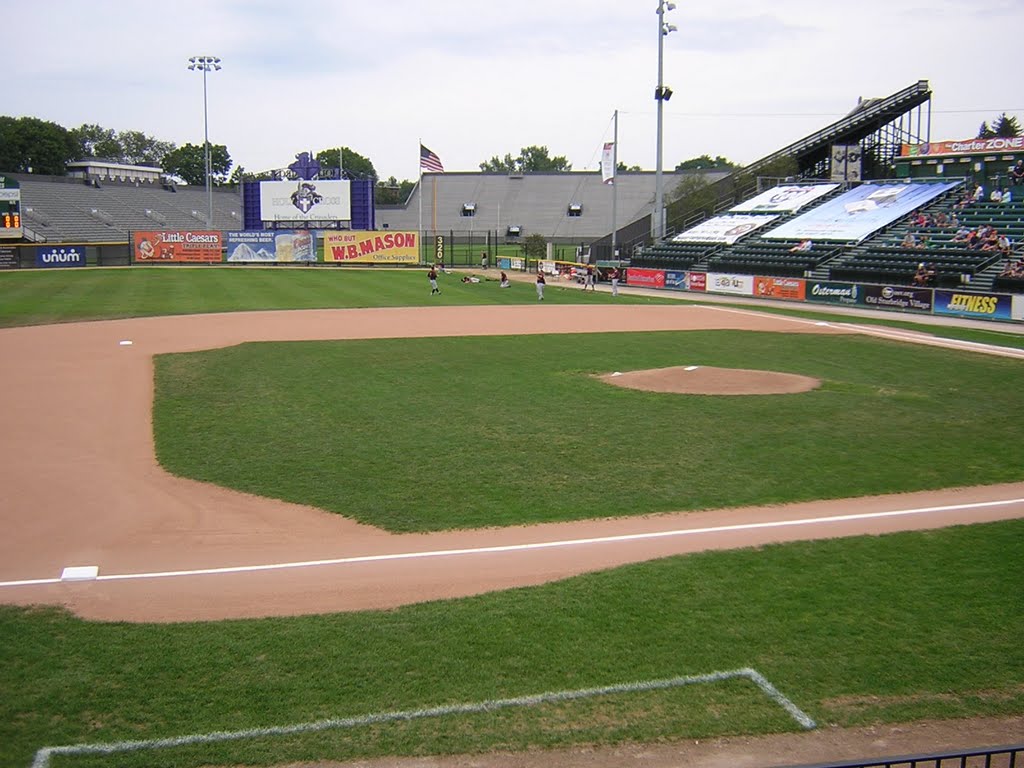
[30, 667, 815, 768]
[1, 497, 1021, 589]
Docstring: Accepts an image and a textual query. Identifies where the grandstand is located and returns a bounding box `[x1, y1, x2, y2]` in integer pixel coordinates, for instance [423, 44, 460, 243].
[14, 174, 242, 243]
[376, 170, 726, 246]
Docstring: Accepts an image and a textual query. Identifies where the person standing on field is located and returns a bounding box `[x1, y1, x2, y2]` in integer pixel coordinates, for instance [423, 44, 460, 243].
[610, 267, 620, 296]
[481, 251, 488, 270]
[428, 266, 440, 295]
[536, 271, 546, 301]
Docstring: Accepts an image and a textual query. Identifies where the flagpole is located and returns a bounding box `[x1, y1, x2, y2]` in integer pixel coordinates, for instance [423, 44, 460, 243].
[418, 140, 424, 264]
[611, 109, 619, 261]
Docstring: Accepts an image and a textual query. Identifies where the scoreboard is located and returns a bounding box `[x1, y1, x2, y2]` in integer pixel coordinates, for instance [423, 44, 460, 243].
[0, 177, 22, 239]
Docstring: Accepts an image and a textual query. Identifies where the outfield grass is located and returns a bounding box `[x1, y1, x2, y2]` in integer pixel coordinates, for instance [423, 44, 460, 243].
[3, 520, 1022, 768]
[0, 266, 667, 327]
[155, 331, 1024, 531]
[2, 268, 1023, 767]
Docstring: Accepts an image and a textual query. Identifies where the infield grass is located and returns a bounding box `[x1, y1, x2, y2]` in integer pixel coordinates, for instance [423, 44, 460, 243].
[155, 331, 1024, 531]
[2, 519, 1022, 767]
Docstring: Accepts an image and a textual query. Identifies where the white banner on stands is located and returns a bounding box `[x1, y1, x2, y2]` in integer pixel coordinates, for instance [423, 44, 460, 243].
[730, 184, 839, 213]
[672, 214, 778, 245]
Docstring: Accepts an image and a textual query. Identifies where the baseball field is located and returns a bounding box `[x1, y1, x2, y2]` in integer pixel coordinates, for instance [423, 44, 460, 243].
[1, 266, 1022, 768]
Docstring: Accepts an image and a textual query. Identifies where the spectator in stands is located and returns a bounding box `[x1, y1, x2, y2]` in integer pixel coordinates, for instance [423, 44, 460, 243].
[934, 211, 950, 227]
[998, 258, 1024, 278]
[967, 229, 983, 249]
[1000, 188, 1013, 204]
[1011, 161, 1024, 186]
[996, 233, 1012, 255]
[789, 239, 813, 253]
[973, 184, 985, 202]
[990, 187, 1004, 203]
[900, 232, 919, 249]
[981, 229, 1002, 252]
[912, 262, 930, 286]
[952, 226, 971, 242]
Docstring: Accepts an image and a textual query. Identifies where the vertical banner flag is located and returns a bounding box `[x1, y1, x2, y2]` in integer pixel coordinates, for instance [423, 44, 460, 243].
[420, 144, 444, 173]
[601, 142, 615, 184]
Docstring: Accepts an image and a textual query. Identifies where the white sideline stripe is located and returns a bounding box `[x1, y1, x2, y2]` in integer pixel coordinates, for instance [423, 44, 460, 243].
[30, 667, 815, 768]
[701, 303, 1024, 359]
[2, 497, 1021, 589]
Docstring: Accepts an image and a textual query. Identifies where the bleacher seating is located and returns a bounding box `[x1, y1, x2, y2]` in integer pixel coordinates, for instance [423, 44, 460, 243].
[17, 176, 242, 242]
[707, 240, 840, 278]
[828, 194, 1024, 290]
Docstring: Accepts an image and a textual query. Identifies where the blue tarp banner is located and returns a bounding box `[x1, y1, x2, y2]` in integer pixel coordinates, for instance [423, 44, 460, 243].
[762, 182, 959, 242]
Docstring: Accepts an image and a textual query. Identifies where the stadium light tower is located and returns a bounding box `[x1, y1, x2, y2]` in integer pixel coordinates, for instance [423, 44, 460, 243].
[187, 55, 222, 228]
[654, 2, 676, 241]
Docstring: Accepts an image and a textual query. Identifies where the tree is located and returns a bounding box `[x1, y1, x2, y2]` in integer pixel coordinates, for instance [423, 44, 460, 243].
[675, 154, 740, 171]
[72, 123, 121, 160]
[616, 161, 642, 172]
[375, 176, 415, 205]
[315, 147, 376, 180]
[992, 113, 1021, 138]
[523, 233, 547, 260]
[480, 145, 572, 173]
[71, 124, 175, 166]
[161, 143, 232, 185]
[118, 130, 175, 165]
[977, 121, 995, 139]
[0, 116, 80, 175]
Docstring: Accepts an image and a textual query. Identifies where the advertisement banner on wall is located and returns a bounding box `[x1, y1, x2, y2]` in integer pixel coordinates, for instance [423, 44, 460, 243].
[0, 245, 18, 269]
[707, 272, 754, 296]
[133, 231, 222, 262]
[665, 270, 707, 291]
[35, 245, 86, 268]
[762, 182, 960, 243]
[860, 284, 933, 312]
[933, 290, 1013, 321]
[806, 281, 860, 305]
[730, 184, 839, 213]
[665, 270, 687, 289]
[672, 214, 779, 245]
[626, 267, 665, 288]
[901, 136, 1024, 157]
[754, 276, 806, 301]
[259, 180, 352, 222]
[323, 231, 418, 263]
[226, 230, 316, 262]
[1012, 295, 1024, 322]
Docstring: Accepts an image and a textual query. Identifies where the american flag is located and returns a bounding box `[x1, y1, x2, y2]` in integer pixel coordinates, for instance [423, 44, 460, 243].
[420, 144, 444, 173]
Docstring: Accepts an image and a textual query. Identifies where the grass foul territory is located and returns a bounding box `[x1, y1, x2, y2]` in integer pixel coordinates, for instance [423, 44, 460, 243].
[30, 668, 814, 768]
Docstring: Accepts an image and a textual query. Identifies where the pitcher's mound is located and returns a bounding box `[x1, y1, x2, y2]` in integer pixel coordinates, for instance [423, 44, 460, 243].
[598, 366, 821, 395]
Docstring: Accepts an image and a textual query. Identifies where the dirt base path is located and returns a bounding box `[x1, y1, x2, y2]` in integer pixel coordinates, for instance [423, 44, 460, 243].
[1, 303, 1022, 623]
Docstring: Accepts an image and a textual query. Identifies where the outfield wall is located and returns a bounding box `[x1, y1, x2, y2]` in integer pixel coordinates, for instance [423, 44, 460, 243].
[628, 267, 1024, 324]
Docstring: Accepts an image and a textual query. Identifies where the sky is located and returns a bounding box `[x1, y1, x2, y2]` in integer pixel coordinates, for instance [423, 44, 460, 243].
[7, 0, 1024, 183]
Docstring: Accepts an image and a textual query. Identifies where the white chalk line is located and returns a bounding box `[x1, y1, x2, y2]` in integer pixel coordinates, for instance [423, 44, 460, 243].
[30, 667, 815, 768]
[2, 497, 1022, 589]
[700, 303, 1024, 359]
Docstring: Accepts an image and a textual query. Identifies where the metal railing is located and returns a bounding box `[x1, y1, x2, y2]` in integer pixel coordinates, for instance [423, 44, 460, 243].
[782, 743, 1022, 768]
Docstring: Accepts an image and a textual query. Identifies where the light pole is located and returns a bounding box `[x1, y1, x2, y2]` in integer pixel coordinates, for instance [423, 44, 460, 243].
[654, 3, 676, 241]
[188, 55, 221, 228]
